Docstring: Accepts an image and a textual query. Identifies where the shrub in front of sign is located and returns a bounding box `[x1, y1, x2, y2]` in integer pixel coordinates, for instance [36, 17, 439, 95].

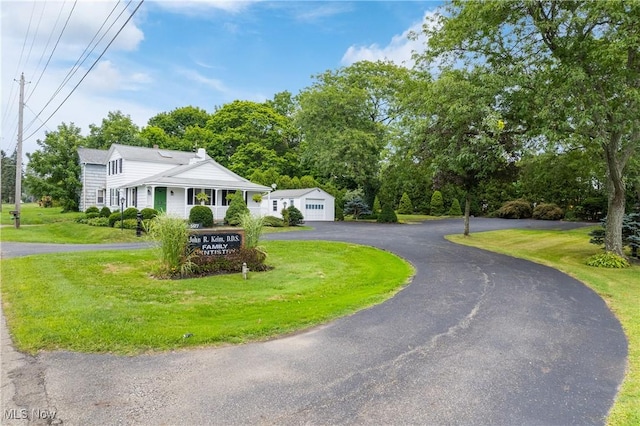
[189, 205, 214, 227]
[147, 213, 192, 278]
[190, 247, 269, 276]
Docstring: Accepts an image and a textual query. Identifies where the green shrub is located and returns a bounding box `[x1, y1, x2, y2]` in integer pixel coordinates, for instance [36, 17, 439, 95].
[496, 199, 532, 219]
[377, 203, 398, 223]
[87, 217, 109, 227]
[100, 206, 112, 217]
[533, 203, 564, 220]
[372, 196, 381, 214]
[147, 213, 192, 277]
[449, 199, 463, 216]
[190, 247, 269, 276]
[85, 212, 100, 219]
[263, 215, 284, 227]
[113, 219, 139, 229]
[140, 208, 158, 220]
[224, 192, 249, 226]
[123, 207, 139, 220]
[240, 213, 265, 249]
[397, 192, 414, 215]
[108, 212, 121, 227]
[281, 208, 290, 226]
[189, 205, 214, 227]
[430, 191, 445, 216]
[85, 206, 100, 214]
[586, 252, 630, 268]
[287, 205, 304, 226]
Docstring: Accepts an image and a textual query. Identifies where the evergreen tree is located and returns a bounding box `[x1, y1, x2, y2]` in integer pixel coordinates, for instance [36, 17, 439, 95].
[397, 192, 414, 214]
[449, 198, 463, 216]
[377, 203, 398, 223]
[430, 191, 445, 216]
[224, 192, 249, 225]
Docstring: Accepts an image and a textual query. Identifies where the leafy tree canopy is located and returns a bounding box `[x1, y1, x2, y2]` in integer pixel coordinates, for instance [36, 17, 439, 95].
[25, 123, 83, 211]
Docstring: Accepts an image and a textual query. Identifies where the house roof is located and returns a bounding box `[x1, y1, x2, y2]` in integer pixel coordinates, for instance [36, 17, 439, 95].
[107, 144, 210, 165]
[269, 188, 334, 199]
[123, 159, 271, 192]
[78, 147, 109, 165]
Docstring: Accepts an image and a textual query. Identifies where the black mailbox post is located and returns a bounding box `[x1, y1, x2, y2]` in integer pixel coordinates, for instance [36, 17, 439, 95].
[136, 212, 143, 237]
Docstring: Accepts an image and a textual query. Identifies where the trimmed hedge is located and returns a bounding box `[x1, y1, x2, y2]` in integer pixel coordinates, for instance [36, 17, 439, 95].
[100, 207, 112, 218]
[532, 203, 564, 220]
[140, 208, 158, 220]
[496, 199, 532, 219]
[85, 206, 100, 214]
[189, 205, 214, 227]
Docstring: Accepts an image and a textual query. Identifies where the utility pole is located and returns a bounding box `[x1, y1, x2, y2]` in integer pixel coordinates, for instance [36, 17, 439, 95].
[14, 73, 25, 229]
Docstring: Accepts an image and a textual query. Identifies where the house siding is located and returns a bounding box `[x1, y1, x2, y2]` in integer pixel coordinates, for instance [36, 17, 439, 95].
[80, 163, 106, 211]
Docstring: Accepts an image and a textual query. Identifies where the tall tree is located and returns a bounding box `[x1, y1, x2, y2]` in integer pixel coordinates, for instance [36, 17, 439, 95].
[1, 149, 17, 203]
[296, 60, 411, 205]
[147, 106, 211, 140]
[423, 0, 640, 255]
[406, 69, 519, 235]
[85, 111, 142, 149]
[205, 100, 300, 175]
[25, 123, 84, 211]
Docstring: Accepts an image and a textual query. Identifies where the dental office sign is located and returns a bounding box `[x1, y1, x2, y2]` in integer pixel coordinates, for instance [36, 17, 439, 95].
[189, 229, 244, 256]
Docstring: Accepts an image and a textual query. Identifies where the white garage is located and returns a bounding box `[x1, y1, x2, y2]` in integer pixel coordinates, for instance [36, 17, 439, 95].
[263, 187, 335, 222]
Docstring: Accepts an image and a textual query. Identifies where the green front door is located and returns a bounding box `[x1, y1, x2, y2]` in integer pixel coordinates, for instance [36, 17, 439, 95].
[154, 187, 167, 212]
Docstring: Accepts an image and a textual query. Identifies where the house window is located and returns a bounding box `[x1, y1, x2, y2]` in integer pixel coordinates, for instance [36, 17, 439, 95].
[187, 188, 215, 206]
[109, 188, 119, 206]
[131, 187, 137, 208]
[97, 189, 105, 205]
[118, 158, 123, 174]
[272, 200, 277, 212]
[221, 190, 233, 206]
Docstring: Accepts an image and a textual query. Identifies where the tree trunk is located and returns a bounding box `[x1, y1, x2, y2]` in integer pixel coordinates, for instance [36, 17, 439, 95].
[603, 133, 627, 257]
[464, 192, 471, 236]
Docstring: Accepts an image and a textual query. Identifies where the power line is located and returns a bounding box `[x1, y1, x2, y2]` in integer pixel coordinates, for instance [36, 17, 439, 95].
[25, 1, 70, 104]
[23, 0, 79, 132]
[23, 0, 145, 142]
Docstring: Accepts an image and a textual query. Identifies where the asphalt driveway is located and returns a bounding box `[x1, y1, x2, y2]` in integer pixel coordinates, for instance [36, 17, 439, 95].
[1, 218, 627, 425]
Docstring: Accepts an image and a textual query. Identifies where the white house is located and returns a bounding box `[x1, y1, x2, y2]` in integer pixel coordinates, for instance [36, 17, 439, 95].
[263, 188, 335, 221]
[78, 144, 270, 220]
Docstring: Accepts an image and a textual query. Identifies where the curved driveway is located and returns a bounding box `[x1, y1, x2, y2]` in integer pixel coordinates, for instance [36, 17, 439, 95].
[1, 219, 627, 425]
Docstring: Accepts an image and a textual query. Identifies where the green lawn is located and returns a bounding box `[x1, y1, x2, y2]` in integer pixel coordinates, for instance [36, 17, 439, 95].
[1, 203, 83, 225]
[447, 227, 639, 426]
[1, 240, 413, 355]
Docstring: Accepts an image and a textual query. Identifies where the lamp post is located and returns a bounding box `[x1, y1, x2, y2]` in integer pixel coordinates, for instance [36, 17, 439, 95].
[120, 197, 125, 231]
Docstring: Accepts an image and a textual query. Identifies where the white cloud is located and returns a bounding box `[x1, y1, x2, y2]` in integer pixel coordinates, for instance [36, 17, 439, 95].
[341, 11, 436, 68]
[151, 0, 262, 16]
[1, 0, 147, 155]
[177, 68, 230, 95]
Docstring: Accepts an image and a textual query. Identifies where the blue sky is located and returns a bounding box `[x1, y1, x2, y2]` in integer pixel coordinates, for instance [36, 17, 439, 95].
[1, 1, 440, 157]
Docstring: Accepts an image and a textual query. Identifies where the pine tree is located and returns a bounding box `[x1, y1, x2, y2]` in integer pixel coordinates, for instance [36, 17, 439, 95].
[449, 198, 462, 216]
[430, 191, 445, 216]
[397, 192, 414, 214]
